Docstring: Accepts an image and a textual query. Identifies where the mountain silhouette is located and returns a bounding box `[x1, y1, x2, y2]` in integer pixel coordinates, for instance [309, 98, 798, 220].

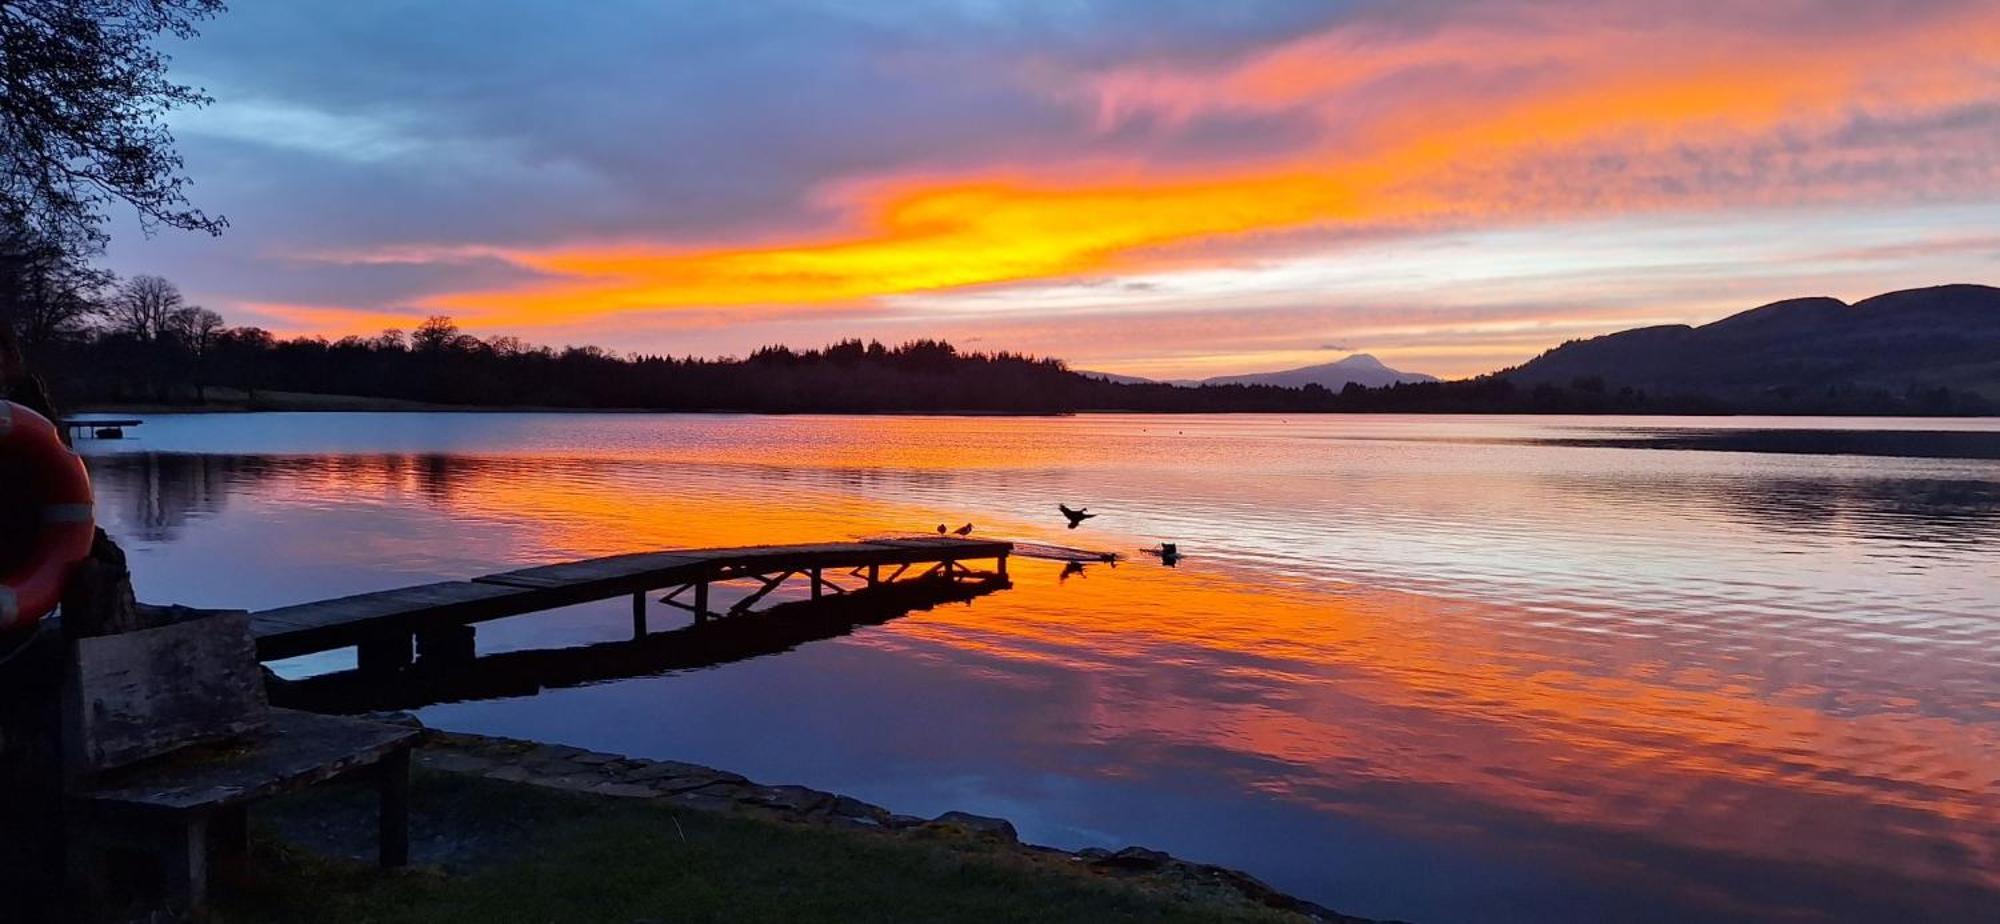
[1201, 354, 1439, 390]
[1083, 353, 1437, 390]
[1503, 284, 2000, 402]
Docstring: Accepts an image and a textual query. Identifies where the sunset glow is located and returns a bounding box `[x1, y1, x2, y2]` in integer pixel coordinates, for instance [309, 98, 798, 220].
[115, 1, 2000, 377]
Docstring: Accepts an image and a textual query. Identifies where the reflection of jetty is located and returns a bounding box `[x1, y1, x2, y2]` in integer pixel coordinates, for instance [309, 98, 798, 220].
[271, 571, 1012, 713]
[250, 537, 1011, 669]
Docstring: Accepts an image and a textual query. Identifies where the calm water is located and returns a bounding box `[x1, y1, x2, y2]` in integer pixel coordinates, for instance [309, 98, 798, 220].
[78, 413, 2000, 923]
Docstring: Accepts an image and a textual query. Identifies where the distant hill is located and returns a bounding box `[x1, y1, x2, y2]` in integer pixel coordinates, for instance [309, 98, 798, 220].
[1504, 284, 2000, 406]
[1201, 353, 1438, 390]
[1076, 370, 1157, 385]
[1082, 354, 1437, 390]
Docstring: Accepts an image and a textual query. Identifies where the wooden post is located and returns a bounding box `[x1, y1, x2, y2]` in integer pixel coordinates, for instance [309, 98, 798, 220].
[867, 563, 879, 587]
[997, 554, 1009, 578]
[357, 633, 413, 675]
[630, 591, 647, 639]
[693, 581, 709, 624]
[415, 624, 475, 663]
[378, 748, 410, 869]
[810, 568, 823, 600]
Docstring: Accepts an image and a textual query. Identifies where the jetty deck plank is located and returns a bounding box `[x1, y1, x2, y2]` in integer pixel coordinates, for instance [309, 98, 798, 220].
[250, 538, 1009, 661]
[252, 582, 537, 660]
[475, 552, 708, 591]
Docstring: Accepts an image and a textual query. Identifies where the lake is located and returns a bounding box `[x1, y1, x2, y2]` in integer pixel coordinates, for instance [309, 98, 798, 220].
[77, 413, 2000, 923]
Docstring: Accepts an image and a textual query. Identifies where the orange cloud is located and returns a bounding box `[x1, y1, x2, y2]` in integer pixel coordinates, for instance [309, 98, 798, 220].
[241, 302, 428, 335]
[408, 3, 2000, 326]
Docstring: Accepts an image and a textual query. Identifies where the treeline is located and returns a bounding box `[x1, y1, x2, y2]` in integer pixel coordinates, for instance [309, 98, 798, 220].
[9, 272, 1991, 415]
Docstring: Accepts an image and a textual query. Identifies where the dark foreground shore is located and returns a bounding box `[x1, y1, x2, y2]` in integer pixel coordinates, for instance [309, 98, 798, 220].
[234, 722, 1382, 923]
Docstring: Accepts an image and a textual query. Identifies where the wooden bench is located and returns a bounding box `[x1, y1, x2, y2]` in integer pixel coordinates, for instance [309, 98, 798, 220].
[63, 611, 419, 916]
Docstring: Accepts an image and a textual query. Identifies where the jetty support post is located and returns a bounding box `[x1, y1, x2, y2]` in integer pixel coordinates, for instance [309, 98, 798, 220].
[997, 553, 1008, 578]
[867, 564, 879, 587]
[693, 579, 709, 624]
[810, 567, 823, 600]
[357, 632, 413, 675]
[415, 624, 475, 664]
[631, 591, 647, 639]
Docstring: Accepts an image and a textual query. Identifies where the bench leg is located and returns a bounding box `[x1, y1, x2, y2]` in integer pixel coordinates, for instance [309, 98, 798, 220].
[378, 749, 411, 869]
[160, 814, 210, 914]
[209, 804, 251, 890]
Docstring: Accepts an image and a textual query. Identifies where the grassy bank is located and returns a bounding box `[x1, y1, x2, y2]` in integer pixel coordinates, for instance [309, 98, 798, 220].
[223, 770, 1313, 924]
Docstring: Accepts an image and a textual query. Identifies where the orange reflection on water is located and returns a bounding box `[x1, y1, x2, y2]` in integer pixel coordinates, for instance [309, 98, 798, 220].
[216, 449, 2000, 894]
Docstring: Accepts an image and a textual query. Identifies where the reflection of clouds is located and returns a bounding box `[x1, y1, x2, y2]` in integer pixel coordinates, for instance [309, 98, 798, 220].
[1715, 476, 2000, 548]
[79, 420, 2000, 921]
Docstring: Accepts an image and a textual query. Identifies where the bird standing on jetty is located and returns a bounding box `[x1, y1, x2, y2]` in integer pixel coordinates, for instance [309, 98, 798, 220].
[936, 524, 947, 534]
[1058, 504, 1097, 529]
[954, 522, 973, 536]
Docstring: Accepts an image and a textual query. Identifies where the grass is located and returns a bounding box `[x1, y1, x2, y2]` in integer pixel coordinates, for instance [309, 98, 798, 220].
[217, 771, 1303, 924]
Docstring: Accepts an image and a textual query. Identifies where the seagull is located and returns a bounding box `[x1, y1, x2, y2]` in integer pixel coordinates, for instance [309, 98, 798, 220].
[1059, 560, 1087, 583]
[954, 522, 974, 536]
[1058, 504, 1097, 529]
[936, 524, 948, 534]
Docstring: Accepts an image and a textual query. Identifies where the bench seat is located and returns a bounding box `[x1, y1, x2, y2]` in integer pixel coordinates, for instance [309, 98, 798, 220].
[77, 708, 417, 814]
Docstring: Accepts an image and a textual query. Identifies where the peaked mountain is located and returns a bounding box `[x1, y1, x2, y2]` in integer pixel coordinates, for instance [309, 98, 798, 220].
[1504, 284, 2000, 403]
[1200, 354, 1439, 390]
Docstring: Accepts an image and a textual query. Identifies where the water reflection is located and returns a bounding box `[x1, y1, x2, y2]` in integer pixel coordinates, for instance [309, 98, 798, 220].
[78, 414, 2000, 923]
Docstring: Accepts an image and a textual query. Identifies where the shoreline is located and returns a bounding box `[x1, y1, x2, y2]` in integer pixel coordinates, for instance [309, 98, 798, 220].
[68, 400, 2000, 421]
[386, 721, 1382, 923]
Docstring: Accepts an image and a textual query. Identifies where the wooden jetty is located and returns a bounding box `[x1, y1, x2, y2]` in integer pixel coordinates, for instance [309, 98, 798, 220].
[270, 572, 1013, 714]
[59, 417, 142, 440]
[249, 537, 1011, 669]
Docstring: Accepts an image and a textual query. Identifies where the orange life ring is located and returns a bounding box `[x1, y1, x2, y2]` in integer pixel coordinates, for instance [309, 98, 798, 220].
[0, 401, 95, 631]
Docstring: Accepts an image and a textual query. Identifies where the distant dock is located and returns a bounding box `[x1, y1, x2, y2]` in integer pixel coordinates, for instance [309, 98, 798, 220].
[250, 537, 1011, 668]
[59, 417, 142, 440]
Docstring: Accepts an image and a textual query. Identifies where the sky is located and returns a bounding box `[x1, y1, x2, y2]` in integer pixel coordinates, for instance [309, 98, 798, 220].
[101, 0, 2000, 380]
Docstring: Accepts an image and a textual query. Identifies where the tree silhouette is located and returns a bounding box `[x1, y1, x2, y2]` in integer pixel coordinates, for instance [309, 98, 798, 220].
[0, 0, 227, 248]
[0, 220, 110, 353]
[412, 315, 461, 353]
[106, 274, 182, 340]
[0, 0, 225, 410]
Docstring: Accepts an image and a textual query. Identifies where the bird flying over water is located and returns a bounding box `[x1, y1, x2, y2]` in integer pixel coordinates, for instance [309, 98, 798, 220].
[954, 522, 973, 535]
[1058, 504, 1097, 529]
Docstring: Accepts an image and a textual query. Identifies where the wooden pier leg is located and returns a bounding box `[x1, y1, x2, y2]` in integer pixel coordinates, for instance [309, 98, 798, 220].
[357, 633, 413, 675]
[631, 591, 648, 639]
[867, 564, 879, 587]
[810, 568, 823, 600]
[416, 624, 475, 663]
[693, 581, 710, 624]
[997, 554, 1008, 578]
